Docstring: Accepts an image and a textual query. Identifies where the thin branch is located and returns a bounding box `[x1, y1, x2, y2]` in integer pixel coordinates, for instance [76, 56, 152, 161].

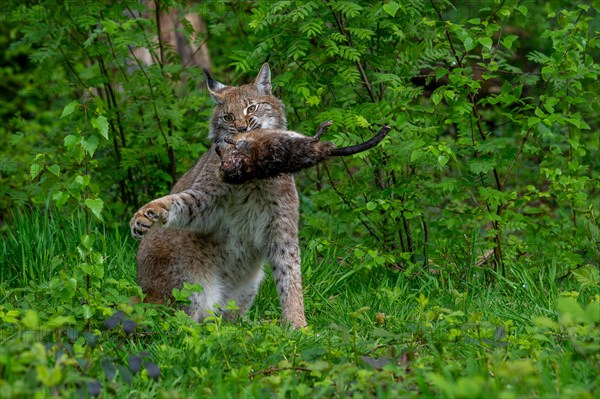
[154, 0, 166, 68]
[249, 366, 311, 378]
[127, 46, 170, 156]
[355, 60, 377, 102]
[402, 214, 414, 262]
[500, 75, 550, 189]
[323, 164, 382, 243]
[421, 216, 429, 269]
[429, 0, 461, 67]
[327, 2, 377, 102]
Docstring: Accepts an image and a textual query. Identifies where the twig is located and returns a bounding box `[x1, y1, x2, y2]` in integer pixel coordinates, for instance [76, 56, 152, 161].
[326, 2, 377, 102]
[249, 366, 311, 378]
[154, 0, 166, 68]
[421, 216, 429, 269]
[323, 164, 382, 243]
[127, 46, 176, 181]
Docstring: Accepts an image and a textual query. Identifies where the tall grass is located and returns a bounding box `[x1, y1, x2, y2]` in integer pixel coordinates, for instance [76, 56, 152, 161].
[1, 206, 136, 288]
[1, 208, 598, 398]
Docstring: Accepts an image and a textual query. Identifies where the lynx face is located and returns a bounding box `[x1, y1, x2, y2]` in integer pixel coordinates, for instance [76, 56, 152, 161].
[206, 64, 287, 141]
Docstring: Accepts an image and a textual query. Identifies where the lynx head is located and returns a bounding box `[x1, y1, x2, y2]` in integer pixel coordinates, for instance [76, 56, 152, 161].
[205, 63, 287, 142]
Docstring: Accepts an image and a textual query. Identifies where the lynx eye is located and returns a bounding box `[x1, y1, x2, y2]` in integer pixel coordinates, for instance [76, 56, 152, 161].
[246, 104, 257, 113]
[223, 114, 234, 122]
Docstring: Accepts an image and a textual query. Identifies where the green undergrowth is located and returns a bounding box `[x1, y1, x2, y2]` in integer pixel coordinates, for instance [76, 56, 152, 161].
[1, 208, 598, 398]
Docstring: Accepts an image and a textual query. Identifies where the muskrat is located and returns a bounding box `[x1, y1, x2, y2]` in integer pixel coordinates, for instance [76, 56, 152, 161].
[216, 121, 391, 184]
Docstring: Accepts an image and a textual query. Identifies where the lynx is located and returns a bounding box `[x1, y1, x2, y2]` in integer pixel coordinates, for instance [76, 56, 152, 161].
[130, 64, 306, 328]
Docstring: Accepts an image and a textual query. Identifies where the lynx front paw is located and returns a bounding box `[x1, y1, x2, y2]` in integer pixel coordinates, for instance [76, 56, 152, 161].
[130, 201, 169, 239]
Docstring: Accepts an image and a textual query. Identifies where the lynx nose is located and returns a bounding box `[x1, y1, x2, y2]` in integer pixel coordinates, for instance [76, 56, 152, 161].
[235, 125, 248, 133]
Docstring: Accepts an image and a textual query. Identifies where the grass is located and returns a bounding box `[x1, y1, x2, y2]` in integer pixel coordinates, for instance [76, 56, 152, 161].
[1, 207, 599, 398]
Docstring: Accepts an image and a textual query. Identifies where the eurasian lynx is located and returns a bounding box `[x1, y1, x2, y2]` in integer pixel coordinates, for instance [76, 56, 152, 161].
[130, 64, 306, 328]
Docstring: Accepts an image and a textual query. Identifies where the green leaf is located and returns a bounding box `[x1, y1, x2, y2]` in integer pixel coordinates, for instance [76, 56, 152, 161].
[82, 136, 99, 157]
[541, 65, 555, 81]
[534, 316, 559, 330]
[64, 134, 80, 151]
[411, 149, 423, 162]
[21, 310, 40, 329]
[80, 234, 96, 251]
[300, 21, 323, 38]
[572, 266, 599, 289]
[82, 305, 93, 320]
[60, 100, 79, 119]
[463, 36, 476, 52]
[45, 315, 76, 328]
[1, 309, 19, 323]
[85, 198, 104, 220]
[585, 301, 600, 324]
[74, 174, 91, 189]
[332, 1, 363, 18]
[382, 1, 400, 17]
[469, 157, 496, 174]
[557, 297, 585, 324]
[478, 37, 493, 50]
[48, 164, 61, 177]
[30, 163, 42, 179]
[534, 107, 546, 118]
[91, 116, 110, 139]
[52, 191, 70, 208]
[355, 115, 370, 128]
[438, 155, 449, 167]
[435, 67, 448, 81]
[527, 117, 541, 127]
[502, 35, 518, 50]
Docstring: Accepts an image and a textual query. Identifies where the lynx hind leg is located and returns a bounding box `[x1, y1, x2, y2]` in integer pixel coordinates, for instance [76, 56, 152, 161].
[219, 267, 265, 322]
[187, 283, 224, 322]
[136, 229, 224, 320]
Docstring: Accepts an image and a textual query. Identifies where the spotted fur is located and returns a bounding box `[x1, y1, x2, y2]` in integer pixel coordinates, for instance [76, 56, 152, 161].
[130, 64, 306, 328]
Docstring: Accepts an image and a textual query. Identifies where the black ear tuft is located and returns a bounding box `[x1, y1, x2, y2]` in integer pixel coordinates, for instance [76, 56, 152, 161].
[204, 69, 227, 96]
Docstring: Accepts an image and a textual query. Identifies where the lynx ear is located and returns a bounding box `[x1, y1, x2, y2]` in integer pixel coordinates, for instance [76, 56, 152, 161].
[254, 63, 272, 95]
[204, 69, 227, 100]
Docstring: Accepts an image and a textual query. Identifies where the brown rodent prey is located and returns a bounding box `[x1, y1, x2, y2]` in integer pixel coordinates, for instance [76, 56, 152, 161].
[217, 122, 391, 184]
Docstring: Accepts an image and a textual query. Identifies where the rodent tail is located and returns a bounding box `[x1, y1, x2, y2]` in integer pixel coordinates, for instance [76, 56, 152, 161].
[330, 126, 391, 156]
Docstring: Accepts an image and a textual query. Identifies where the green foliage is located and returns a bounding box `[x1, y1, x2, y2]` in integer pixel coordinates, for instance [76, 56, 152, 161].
[1, 209, 599, 398]
[1, 0, 599, 397]
[225, 0, 600, 280]
[172, 282, 204, 306]
[2, 1, 212, 215]
[2, 1, 598, 276]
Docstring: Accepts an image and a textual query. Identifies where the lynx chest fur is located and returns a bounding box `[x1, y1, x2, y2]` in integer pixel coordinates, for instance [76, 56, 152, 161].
[130, 64, 306, 327]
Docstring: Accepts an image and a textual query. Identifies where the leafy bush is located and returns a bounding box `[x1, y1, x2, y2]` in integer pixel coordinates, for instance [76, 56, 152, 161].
[232, 0, 600, 279]
[1, 0, 599, 397]
[2, 1, 599, 278]
[2, 1, 212, 215]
